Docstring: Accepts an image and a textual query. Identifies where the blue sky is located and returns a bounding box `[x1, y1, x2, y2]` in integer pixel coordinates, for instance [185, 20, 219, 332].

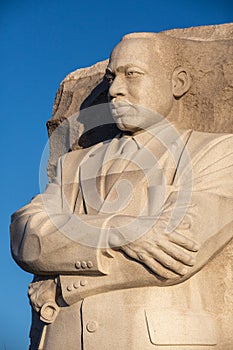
[1, 0, 232, 348]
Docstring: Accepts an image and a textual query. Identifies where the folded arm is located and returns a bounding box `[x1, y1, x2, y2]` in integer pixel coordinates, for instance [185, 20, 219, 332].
[10, 157, 112, 276]
[11, 134, 233, 283]
[107, 133, 233, 282]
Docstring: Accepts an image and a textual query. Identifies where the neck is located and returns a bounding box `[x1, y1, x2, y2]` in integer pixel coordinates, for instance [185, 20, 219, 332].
[166, 101, 191, 131]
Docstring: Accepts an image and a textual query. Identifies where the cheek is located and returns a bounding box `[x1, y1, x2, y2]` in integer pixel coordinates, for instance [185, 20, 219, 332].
[126, 79, 145, 102]
[137, 80, 161, 110]
[148, 79, 173, 114]
[125, 77, 173, 115]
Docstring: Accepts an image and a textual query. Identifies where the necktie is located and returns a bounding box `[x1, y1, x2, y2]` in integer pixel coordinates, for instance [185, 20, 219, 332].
[98, 135, 139, 210]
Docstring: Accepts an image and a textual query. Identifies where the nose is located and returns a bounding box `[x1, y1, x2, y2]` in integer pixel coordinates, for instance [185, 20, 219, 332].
[109, 76, 127, 99]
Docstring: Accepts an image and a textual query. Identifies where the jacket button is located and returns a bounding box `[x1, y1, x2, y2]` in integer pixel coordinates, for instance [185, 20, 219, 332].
[67, 285, 73, 292]
[81, 261, 87, 269]
[80, 280, 87, 286]
[73, 282, 79, 289]
[86, 321, 98, 333]
[75, 261, 81, 269]
[87, 261, 93, 268]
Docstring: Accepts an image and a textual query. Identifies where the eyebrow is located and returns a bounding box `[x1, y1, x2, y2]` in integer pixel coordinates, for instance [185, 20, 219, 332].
[106, 63, 147, 74]
[105, 68, 114, 74]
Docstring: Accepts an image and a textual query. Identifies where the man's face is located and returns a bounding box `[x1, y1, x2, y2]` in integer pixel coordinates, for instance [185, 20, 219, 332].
[106, 38, 174, 133]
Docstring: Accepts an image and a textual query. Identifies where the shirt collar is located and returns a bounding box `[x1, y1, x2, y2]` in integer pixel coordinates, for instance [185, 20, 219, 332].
[120, 121, 188, 149]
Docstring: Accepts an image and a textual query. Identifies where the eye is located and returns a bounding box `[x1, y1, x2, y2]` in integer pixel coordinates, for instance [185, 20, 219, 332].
[105, 71, 115, 84]
[126, 68, 144, 78]
[106, 75, 114, 83]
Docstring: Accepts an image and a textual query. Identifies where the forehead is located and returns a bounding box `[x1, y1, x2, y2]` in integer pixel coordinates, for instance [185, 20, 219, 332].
[108, 38, 159, 71]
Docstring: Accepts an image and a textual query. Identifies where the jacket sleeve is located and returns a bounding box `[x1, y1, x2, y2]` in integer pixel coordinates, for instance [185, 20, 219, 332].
[110, 133, 233, 281]
[11, 134, 233, 283]
[179, 133, 233, 276]
[58, 134, 233, 305]
[157, 133, 233, 277]
[10, 156, 111, 276]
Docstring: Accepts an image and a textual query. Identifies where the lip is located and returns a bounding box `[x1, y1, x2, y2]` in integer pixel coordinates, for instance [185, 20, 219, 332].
[110, 100, 132, 108]
[110, 101, 133, 118]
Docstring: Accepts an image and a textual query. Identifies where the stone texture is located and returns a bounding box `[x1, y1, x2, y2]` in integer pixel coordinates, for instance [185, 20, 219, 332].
[47, 60, 119, 179]
[11, 23, 233, 349]
[47, 23, 233, 179]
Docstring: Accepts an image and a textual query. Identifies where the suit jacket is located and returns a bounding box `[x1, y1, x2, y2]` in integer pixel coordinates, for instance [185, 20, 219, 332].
[11, 128, 233, 349]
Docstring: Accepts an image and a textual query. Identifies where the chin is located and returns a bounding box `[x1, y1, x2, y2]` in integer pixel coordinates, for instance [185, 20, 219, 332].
[115, 116, 140, 133]
[112, 107, 156, 133]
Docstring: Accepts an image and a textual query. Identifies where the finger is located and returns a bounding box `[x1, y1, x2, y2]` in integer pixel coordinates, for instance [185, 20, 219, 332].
[156, 239, 196, 266]
[123, 241, 190, 275]
[120, 245, 141, 261]
[28, 288, 36, 297]
[141, 244, 191, 275]
[140, 256, 182, 279]
[28, 296, 40, 311]
[121, 245, 183, 279]
[168, 231, 200, 251]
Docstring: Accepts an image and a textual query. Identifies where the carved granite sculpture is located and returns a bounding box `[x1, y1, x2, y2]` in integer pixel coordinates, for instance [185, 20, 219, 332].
[11, 23, 233, 349]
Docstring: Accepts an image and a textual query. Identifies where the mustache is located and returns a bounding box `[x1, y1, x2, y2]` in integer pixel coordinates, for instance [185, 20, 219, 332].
[110, 100, 134, 109]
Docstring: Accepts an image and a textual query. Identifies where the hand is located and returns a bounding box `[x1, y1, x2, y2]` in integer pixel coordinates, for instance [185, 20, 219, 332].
[109, 221, 199, 280]
[28, 278, 57, 312]
[28, 277, 60, 323]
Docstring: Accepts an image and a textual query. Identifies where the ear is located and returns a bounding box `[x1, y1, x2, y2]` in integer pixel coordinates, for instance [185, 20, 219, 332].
[172, 67, 191, 98]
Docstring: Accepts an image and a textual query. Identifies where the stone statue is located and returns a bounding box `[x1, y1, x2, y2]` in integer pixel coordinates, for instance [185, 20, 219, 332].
[11, 24, 233, 349]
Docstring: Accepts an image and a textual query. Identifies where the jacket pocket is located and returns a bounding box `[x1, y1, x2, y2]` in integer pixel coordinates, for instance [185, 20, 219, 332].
[145, 308, 217, 346]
